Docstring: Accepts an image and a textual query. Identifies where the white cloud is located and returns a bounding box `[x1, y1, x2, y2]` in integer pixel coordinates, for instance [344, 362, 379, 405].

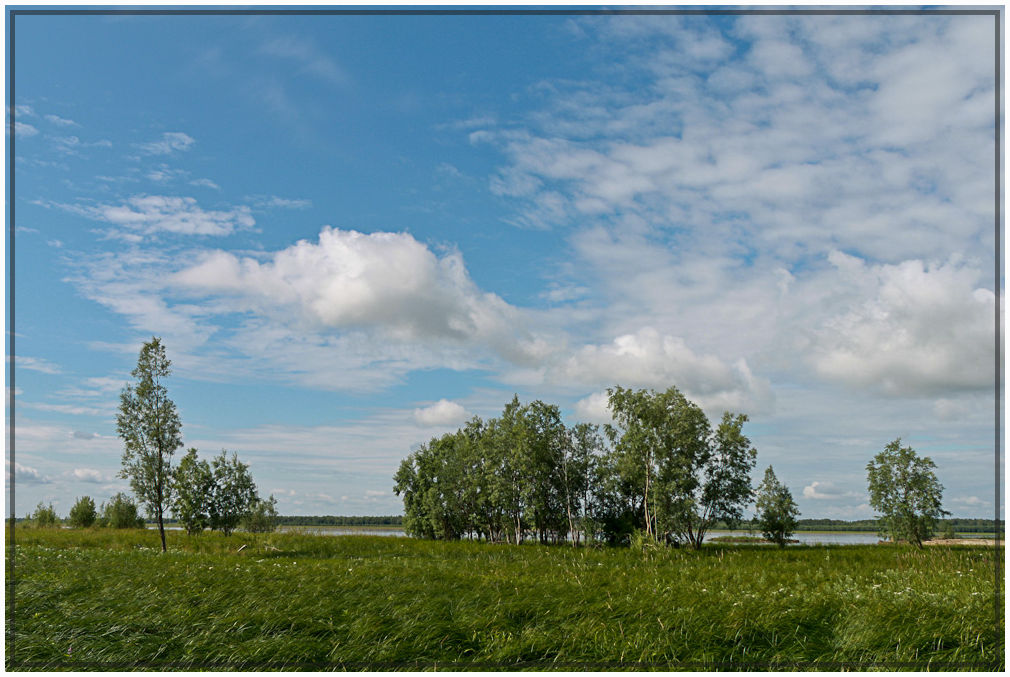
[13, 121, 38, 137]
[137, 132, 195, 155]
[950, 495, 988, 508]
[172, 226, 546, 364]
[53, 195, 254, 236]
[13, 356, 62, 374]
[190, 178, 221, 190]
[810, 254, 996, 396]
[12, 462, 50, 483]
[573, 390, 612, 424]
[146, 166, 188, 183]
[44, 114, 79, 127]
[71, 468, 106, 483]
[550, 328, 771, 414]
[260, 36, 348, 87]
[248, 195, 312, 209]
[802, 480, 852, 500]
[413, 399, 468, 427]
[20, 402, 109, 417]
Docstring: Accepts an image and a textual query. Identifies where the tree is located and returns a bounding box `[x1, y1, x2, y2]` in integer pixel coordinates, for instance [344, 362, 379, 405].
[99, 492, 146, 529]
[68, 496, 97, 528]
[31, 502, 59, 528]
[866, 439, 948, 547]
[242, 495, 279, 533]
[606, 386, 757, 549]
[208, 450, 258, 536]
[172, 448, 213, 535]
[754, 465, 799, 547]
[117, 337, 183, 552]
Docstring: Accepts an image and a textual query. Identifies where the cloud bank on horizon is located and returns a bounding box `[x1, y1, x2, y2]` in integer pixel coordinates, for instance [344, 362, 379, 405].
[7, 12, 1001, 520]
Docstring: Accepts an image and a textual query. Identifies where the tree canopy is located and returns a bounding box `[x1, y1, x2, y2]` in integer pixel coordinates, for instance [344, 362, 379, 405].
[866, 438, 947, 547]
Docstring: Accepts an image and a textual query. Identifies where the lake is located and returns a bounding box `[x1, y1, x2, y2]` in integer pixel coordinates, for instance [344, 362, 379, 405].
[708, 530, 883, 545]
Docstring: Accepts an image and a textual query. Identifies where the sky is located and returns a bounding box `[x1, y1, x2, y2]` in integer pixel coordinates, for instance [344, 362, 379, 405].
[5, 8, 1003, 520]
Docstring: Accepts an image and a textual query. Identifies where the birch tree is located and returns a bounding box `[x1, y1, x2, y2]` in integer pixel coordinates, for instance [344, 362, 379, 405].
[117, 337, 182, 552]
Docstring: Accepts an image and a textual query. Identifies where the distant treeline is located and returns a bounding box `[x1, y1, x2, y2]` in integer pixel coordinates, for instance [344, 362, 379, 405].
[274, 515, 404, 527]
[789, 518, 1004, 533]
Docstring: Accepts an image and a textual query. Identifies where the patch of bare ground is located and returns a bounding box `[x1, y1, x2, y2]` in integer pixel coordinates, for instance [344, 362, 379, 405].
[923, 538, 1003, 546]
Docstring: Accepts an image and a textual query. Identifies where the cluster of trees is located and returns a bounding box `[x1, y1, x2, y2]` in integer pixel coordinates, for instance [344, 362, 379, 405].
[29, 492, 145, 529]
[394, 388, 957, 551]
[171, 448, 278, 536]
[394, 386, 785, 549]
[115, 338, 276, 550]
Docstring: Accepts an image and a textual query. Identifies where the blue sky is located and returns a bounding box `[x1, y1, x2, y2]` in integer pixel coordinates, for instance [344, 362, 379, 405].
[6, 9, 1002, 520]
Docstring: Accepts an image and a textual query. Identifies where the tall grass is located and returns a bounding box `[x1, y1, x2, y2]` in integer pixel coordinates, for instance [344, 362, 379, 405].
[6, 527, 1003, 670]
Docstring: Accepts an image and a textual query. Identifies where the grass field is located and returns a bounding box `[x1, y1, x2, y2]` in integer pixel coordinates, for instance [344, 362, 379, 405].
[5, 527, 1003, 671]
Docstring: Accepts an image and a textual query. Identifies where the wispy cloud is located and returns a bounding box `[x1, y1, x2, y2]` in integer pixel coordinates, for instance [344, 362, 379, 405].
[12, 356, 62, 374]
[248, 195, 311, 209]
[44, 114, 79, 127]
[45, 195, 255, 237]
[11, 121, 39, 138]
[136, 131, 195, 155]
[259, 35, 349, 87]
[190, 178, 221, 190]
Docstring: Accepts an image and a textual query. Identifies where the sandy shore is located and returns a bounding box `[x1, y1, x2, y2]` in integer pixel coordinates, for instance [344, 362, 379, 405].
[923, 538, 1004, 546]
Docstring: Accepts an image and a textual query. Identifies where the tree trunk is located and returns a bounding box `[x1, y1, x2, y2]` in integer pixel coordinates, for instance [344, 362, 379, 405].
[643, 459, 653, 538]
[157, 509, 166, 552]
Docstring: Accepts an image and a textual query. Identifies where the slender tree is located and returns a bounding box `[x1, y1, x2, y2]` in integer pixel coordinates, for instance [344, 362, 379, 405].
[754, 465, 799, 547]
[866, 439, 947, 547]
[117, 337, 183, 552]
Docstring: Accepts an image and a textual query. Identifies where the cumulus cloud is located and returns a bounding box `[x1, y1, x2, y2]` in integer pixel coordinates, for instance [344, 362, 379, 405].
[13, 462, 50, 483]
[53, 195, 254, 236]
[802, 481, 851, 500]
[551, 327, 771, 413]
[172, 226, 547, 363]
[413, 399, 468, 427]
[71, 468, 106, 483]
[811, 253, 996, 397]
[573, 390, 612, 424]
[137, 131, 195, 155]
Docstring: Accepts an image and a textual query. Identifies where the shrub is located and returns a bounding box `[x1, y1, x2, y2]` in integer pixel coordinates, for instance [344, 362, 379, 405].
[100, 492, 146, 529]
[30, 502, 60, 528]
[242, 495, 279, 533]
[68, 496, 97, 528]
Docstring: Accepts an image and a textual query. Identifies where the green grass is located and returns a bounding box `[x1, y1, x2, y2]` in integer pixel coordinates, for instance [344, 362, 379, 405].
[6, 528, 1003, 671]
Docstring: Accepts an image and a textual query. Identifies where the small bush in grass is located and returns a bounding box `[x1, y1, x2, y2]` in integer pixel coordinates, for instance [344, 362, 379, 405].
[30, 502, 59, 528]
[242, 495, 279, 533]
[99, 492, 145, 529]
[68, 496, 97, 528]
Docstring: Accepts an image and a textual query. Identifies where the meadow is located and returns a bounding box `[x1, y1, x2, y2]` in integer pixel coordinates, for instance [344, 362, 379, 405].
[6, 528, 1003, 671]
